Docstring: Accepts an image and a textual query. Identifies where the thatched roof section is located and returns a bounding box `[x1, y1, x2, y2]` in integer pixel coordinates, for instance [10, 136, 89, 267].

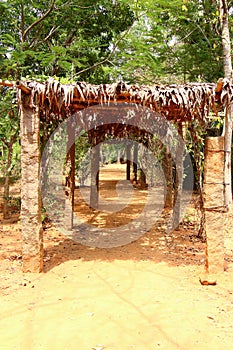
[27, 78, 233, 123]
[1, 77, 233, 123]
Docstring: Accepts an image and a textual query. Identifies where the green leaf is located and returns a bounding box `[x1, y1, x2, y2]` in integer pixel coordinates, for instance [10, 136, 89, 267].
[1, 33, 16, 45]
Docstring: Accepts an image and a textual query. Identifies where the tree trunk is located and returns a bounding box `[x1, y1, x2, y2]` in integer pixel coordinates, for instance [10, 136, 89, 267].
[222, 105, 232, 207]
[219, 0, 232, 208]
[220, 0, 232, 80]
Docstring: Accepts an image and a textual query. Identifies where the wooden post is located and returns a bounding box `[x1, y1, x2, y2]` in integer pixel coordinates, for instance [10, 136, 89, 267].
[64, 122, 75, 230]
[90, 138, 99, 209]
[126, 143, 131, 181]
[20, 92, 43, 272]
[164, 149, 173, 208]
[172, 123, 184, 229]
[204, 137, 225, 273]
[133, 143, 138, 182]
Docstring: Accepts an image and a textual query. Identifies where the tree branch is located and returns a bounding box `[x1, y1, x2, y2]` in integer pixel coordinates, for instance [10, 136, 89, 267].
[0, 80, 14, 88]
[59, 1, 95, 10]
[31, 25, 60, 49]
[28, 22, 44, 48]
[0, 80, 31, 94]
[20, 0, 25, 43]
[22, 0, 56, 42]
[75, 22, 135, 77]
[221, 0, 228, 14]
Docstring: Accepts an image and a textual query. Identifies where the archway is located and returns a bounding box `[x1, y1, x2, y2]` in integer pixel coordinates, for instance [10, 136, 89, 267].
[2, 78, 232, 272]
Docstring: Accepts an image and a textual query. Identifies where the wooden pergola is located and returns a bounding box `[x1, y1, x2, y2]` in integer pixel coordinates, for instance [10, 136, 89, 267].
[1, 77, 232, 273]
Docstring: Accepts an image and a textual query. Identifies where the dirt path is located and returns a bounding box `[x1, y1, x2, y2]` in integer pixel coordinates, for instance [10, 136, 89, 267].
[1, 164, 233, 350]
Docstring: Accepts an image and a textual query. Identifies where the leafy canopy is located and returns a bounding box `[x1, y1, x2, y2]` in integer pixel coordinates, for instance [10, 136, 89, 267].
[110, 0, 228, 84]
[0, 0, 134, 83]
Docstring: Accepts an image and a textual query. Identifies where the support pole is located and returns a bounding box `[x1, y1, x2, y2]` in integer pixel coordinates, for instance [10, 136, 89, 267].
[20, 92, 43, 272]
[133, 143, 138, 182]
[204, 137, 225, 274]
[90, 137, 99, 209]
[172, 123, 184, 229]
[164, 149, 173, 208]
[64, 122, 75, 230]
[126, 143, 131, 181]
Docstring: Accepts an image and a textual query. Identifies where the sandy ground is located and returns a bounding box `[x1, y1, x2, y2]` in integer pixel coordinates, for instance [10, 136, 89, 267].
[1, 164, 233, 350]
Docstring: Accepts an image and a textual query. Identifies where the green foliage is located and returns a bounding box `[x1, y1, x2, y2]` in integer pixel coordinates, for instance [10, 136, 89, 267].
[3, 195, 21, 213]
[75, 132, 91, 184]
[75, 132, 90, 164]
[0, 0, 230, 84]
[110, 0, 226, 84]
[0, 87, 20, 177]
[0, 0, 134, 83]
[101, 142, 125, 163]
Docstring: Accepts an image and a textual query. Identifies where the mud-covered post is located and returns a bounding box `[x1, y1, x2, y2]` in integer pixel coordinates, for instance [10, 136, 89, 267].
[19, 91, 43, 272]
[204, 137, 225, 273]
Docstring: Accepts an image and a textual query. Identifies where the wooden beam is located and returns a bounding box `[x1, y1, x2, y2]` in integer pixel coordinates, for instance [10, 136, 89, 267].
[15, 80, 31, 94]
[215, 78, 224, 93]
[0, 79, 31, 94]
[0, 79, 14, 87]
